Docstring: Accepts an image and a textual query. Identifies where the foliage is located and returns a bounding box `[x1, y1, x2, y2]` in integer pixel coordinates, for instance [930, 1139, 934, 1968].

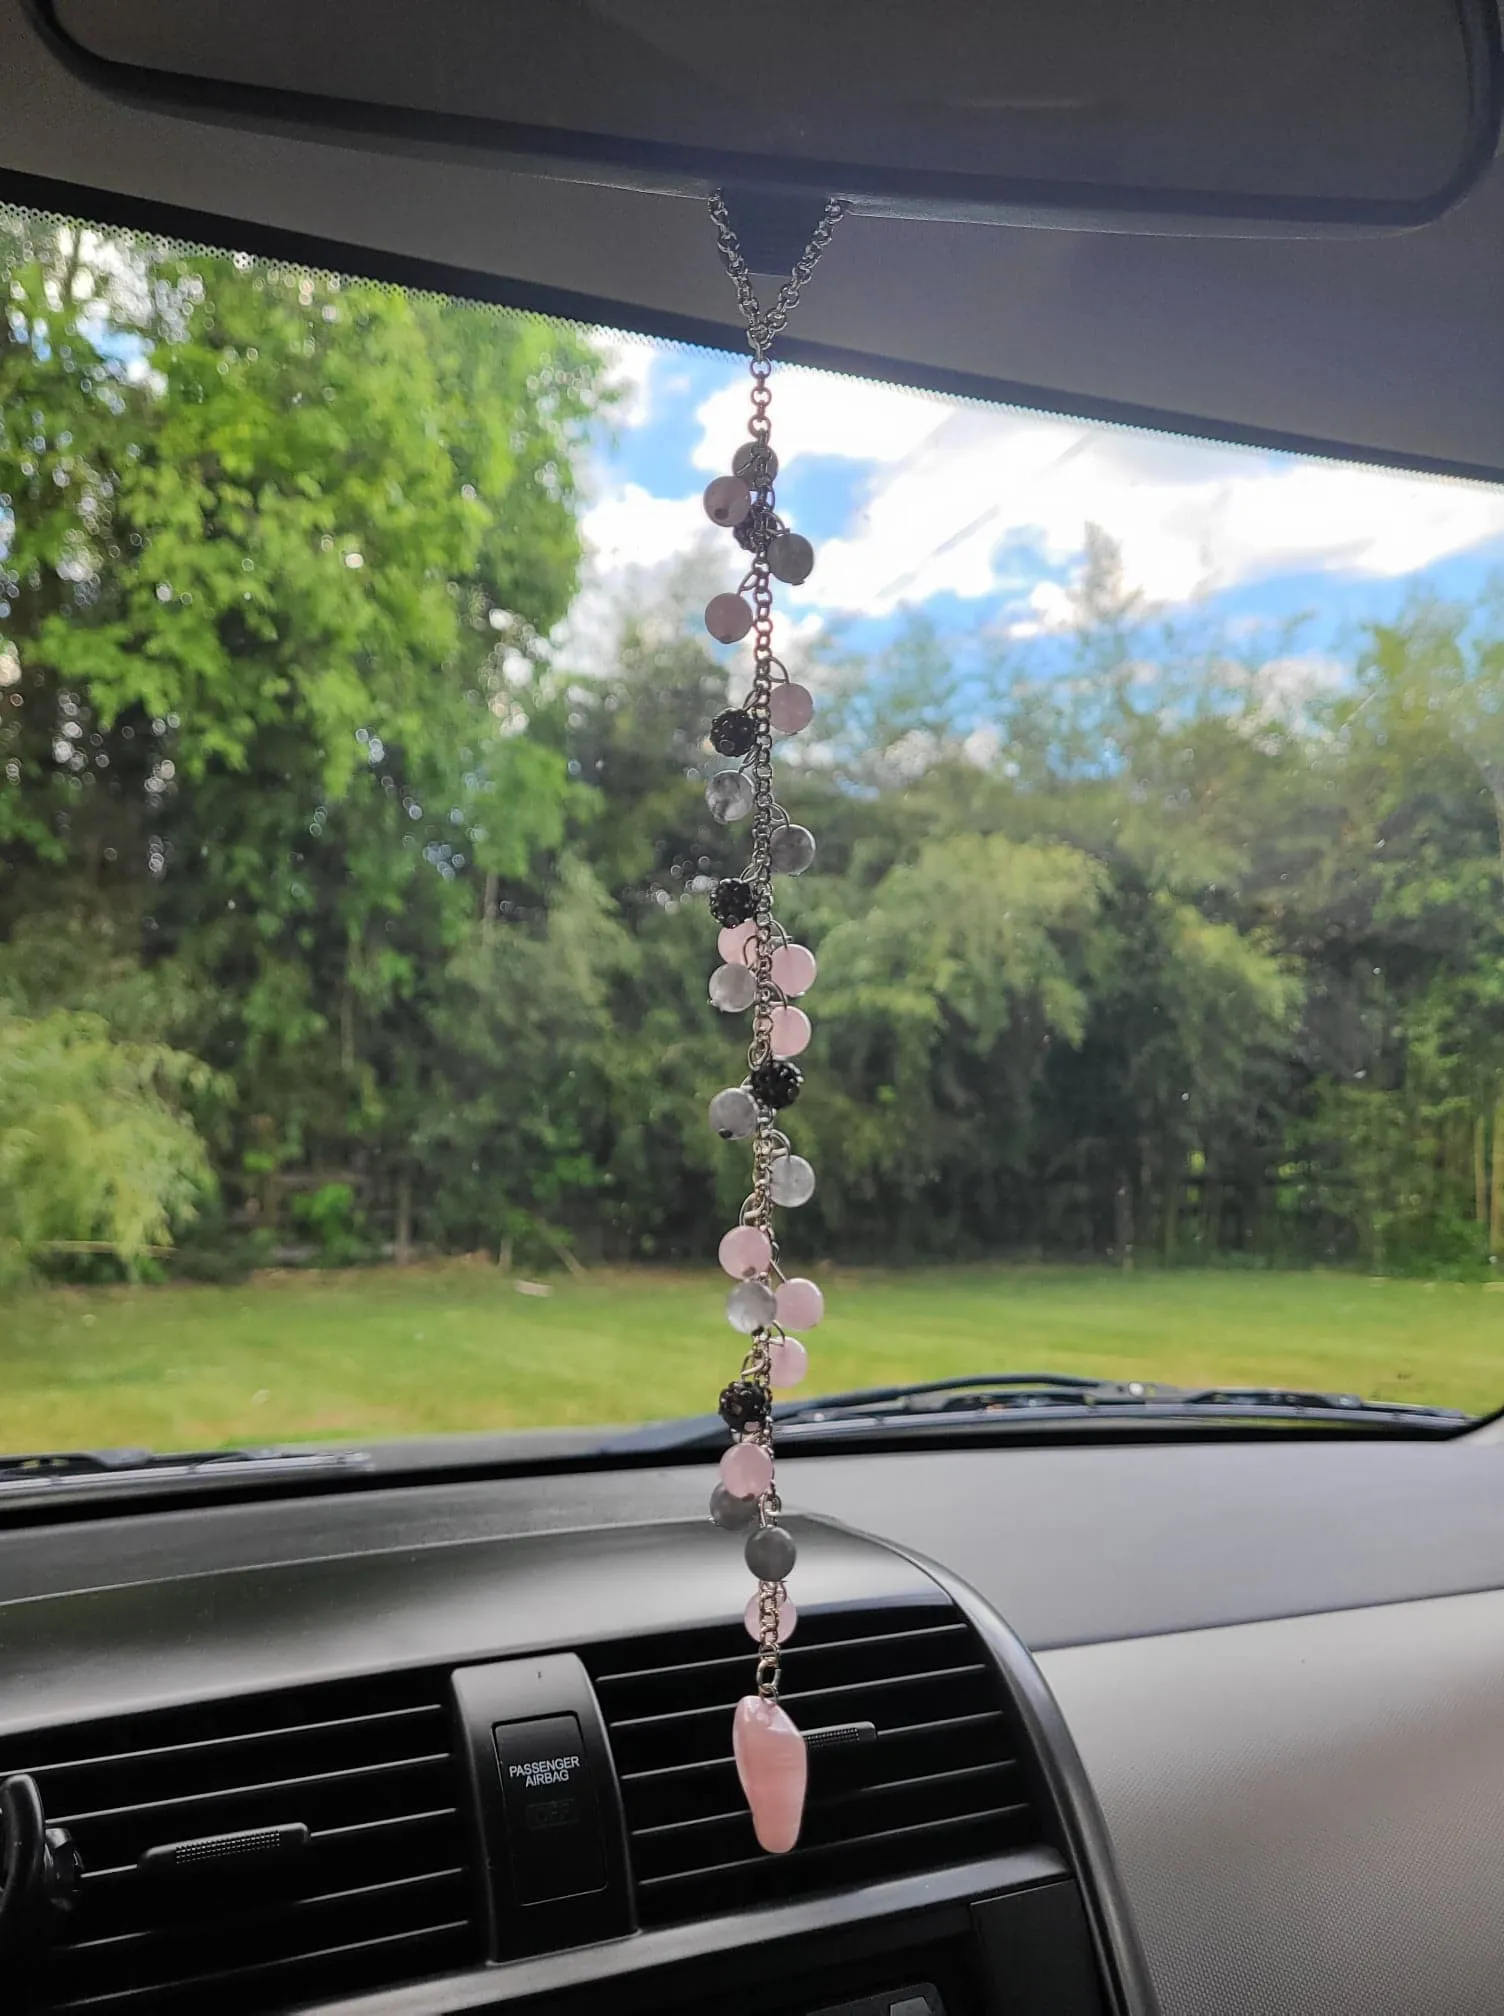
[0, 1008, 215, 1282]
[6, 219, 1504, 1286]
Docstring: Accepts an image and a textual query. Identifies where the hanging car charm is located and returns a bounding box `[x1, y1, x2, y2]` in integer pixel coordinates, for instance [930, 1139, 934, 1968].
[699, 189, 845, 1855]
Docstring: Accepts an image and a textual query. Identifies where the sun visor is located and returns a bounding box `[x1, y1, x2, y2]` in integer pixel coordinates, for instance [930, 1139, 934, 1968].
[2, 0, 1503, 480]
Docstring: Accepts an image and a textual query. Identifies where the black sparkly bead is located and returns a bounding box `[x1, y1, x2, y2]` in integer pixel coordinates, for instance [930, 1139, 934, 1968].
[710, 877, 758, 926]
[734, 503, 781, 554]
[749, 1058, 802, 1110]
[710, 709, 756, 758]
[719, 1380, 771, 1432]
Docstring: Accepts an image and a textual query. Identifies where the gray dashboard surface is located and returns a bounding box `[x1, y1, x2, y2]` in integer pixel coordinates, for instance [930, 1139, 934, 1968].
[3, 1437, 1503, 1649]
[1041, 1590, 1504, 2016]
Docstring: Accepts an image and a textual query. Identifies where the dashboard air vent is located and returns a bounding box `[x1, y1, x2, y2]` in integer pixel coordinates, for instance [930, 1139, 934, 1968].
[3, 1668, 481, 2013]
[585, 1599, 1041, 1925]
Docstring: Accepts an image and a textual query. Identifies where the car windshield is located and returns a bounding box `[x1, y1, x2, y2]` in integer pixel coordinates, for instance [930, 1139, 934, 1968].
[4, 206, 1504, 1458]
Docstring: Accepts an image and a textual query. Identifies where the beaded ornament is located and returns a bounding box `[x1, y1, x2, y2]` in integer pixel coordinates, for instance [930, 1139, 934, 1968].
[699, 191, 845, 1855]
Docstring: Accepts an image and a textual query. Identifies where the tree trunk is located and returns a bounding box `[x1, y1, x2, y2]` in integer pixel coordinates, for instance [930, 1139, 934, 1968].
[1113, 1170, 1134, 1270]
[394, 1174, 413, 1266]
[1475, 1112, 1489, 1226]
[1491, 1096, 1504, 1257]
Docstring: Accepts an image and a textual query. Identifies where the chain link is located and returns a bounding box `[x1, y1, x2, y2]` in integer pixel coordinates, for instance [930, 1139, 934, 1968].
[708, 191, 847, 361]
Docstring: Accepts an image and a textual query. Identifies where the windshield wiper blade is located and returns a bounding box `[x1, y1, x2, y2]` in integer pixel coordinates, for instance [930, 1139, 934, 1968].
[773, 1373, 1469, 1432]
[0, 1447, 375, 1496]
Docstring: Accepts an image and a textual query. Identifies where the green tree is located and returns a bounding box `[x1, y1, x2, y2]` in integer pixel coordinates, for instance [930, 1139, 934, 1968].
[0, 1008, 215, 1282]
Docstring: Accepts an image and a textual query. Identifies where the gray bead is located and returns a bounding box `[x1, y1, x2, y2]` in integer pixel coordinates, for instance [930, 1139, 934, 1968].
[769, 824, 816, 875]
[709, 963, 757, 1013]
[705, 769, 755, 824]
[768, 532, 814, 585]
[769, 1152, 816, 1208]
[727, 1278, 778, 1334]
[709, 1086, 758, 1140]
[733, 440, 778, 485]
[745, 1525, 797, 1580]
[711, 1482, 760, 1530]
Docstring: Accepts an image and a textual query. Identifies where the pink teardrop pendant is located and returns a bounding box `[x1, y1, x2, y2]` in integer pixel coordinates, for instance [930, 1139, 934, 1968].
[732, 1695, 807, 1854]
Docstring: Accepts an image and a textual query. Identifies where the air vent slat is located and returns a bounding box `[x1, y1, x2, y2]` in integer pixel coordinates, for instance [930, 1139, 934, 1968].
[49, 1919, 474, 2014]
[10, 1704, 443, 1783]
[9, 1671, 482, 2016]
[52, 1749, 451, 1827]
[607, 1664, 991, 1735]
[585, 1599, 1044, 1924]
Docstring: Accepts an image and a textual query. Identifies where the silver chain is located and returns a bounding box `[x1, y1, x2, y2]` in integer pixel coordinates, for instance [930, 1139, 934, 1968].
[708, 190, 846, 362]
[707, 189, 845, 1703]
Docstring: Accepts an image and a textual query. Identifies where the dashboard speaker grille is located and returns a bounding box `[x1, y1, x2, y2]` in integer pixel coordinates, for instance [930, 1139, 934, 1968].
[2, 1668, 482, 2013]
[585, 1598, 1042, 1924]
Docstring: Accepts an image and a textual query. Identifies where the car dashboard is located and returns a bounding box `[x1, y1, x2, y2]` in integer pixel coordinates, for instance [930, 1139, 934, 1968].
[3, 1434, 1503, 2016]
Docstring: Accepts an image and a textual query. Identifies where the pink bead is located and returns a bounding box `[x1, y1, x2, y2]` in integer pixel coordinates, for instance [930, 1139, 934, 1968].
[705, 592, 753, 644]
[719, 1224, 772, 1280]
[769, 682, 814, 735]
[720, 1440, 773, 1499]
[745, 1592, 798, 1643]
[769, 1337, 809, 1388]
[770, 1005, 811, 1058]
[733, 1695, 807, 1854]
[776, 1277, 824, 1330]
[771, 943, 817, 997]
[703, 476, 752, 528]
[719, 920, 758, 965]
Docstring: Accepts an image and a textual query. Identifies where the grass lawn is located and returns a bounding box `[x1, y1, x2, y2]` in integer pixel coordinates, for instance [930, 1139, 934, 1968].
[3, 1261, 1503, 1452]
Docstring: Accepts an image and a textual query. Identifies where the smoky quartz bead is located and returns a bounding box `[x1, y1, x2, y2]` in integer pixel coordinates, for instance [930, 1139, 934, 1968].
[733, 440, 778, 485]
[705, 769, 755, 823]
[769, 1152, 816, 1208]
[709, 1086, 759, 1139]
[727, 1277, 778, 1333]
[710, 709, 756, 758]
[745, 1525, 798, 1580]
[768, 532, 815, 585]
[710, 877, 758, 926]
[749, 1058, 802, 1110]
[710, 1481, 760, 1530]
[769, 824, 816, 875]
[720, 1380, 771, 1432]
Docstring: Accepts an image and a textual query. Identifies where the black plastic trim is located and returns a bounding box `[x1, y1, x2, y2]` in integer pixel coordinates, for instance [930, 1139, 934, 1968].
[25, 0, 1504, 234]
[2, 161, 1503, 494]
[0, 1409, 1479, 1530]
[451, 1654, 634, 1959]
[290, 1847, 1067, 2015]
[886, 1549, 1162, 2016]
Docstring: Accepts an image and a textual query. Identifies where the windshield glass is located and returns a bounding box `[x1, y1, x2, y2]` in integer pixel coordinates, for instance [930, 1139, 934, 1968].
[5, 207, 1503, 1455]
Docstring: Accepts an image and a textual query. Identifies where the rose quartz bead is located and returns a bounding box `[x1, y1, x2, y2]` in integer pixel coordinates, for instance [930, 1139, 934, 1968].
[769, 1337, 809, 1388]
[771, 943, 816, 997]
[733, 1695, 807, 1854]
[719, 1224, 772, 1280]
[705, 592, 753, 644]
[770, 1005, 811, 1058]
[776, 1277, 824, 1329]
[703, 475, 752, 528]
[719, 1439, 773, 1499]
[745, 1591, 798, 1643]
[719, 920, 758, 966]
[769, 682, 814, 735]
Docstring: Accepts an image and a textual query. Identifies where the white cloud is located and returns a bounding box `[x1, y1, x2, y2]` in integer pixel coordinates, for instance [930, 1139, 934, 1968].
[580, 482, 706, 578]
[591, 333, 657, 430]
[576, 349, 1504, 639]
[781, 406, 1504, 619]
[692, 367, 948, 473]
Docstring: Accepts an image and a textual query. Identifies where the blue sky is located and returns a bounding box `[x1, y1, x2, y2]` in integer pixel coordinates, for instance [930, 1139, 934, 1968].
[575, 335, 1504, 690]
